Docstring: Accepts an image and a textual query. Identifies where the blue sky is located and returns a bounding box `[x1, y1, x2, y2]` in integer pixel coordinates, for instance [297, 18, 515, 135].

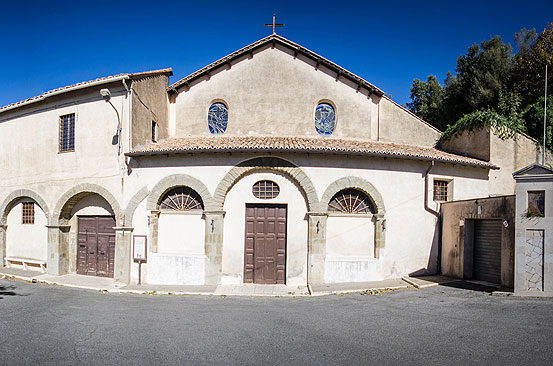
[0, 0, 551, 108]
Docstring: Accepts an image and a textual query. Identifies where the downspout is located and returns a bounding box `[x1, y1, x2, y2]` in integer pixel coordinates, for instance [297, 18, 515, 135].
[424, 161, 442, 274]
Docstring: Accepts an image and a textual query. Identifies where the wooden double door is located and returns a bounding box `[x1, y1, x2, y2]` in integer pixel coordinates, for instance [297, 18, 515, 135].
[244, 204, 287, 284]
[77, 216, 116, 278]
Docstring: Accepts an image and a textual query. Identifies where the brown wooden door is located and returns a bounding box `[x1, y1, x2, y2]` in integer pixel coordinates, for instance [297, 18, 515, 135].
[77, 216, 116, 278]
[244, 204, 286, 284]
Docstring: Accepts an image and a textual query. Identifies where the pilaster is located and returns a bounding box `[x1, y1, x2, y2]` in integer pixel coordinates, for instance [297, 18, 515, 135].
[149, 210, 160, 253]
[0, 225, 6, 267]
[114, 226, 134, 284]
[307, 212, 327, 285]
[46, 225, 70, 275]
[374, 214, 386, 259]
[203, 210, 225, 285]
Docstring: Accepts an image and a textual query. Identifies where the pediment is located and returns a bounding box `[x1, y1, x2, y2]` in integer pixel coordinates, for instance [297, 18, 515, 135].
[168, 34, 383, 98]
[513, 163, 553, 178]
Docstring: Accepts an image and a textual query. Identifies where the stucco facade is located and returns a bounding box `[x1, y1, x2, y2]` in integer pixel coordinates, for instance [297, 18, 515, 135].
[0, 34, 528, 289]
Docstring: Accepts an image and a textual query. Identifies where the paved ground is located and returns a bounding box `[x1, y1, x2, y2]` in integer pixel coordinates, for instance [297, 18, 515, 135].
[1, 279, 552, 365]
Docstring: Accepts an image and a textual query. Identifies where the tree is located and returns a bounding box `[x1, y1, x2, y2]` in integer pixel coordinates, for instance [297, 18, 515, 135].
[521, 96, 553, 151]
[517, 23, 553, 106]
[406, 75, 445, 129]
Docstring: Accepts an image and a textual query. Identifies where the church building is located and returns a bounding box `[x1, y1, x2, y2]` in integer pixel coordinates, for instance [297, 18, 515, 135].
[0, 33, 537, 290]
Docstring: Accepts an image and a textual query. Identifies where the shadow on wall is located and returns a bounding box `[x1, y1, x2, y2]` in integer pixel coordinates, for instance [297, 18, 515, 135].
[408, 216, 440, 277]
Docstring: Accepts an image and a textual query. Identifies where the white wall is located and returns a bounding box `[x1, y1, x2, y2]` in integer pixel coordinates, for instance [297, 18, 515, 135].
[221, 171, 308, 286]
[157, 213, 204, 254]
[6, 199, 48, 266]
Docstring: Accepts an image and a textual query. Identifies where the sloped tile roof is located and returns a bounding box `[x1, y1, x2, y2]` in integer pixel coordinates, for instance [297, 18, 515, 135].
[0, 68, 173, 114]
[168, 34, 384, 97]
[127, 136, 496, 169]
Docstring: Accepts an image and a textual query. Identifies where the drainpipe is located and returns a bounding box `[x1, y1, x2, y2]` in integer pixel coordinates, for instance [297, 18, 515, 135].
[424, 161, 442, 274]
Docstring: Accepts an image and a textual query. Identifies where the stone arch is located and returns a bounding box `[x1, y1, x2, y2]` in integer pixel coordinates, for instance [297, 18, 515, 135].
[212, 156, 319, 211]
[321, 176, 385, 214]
[0, 189, 50, 226]
[146, 174, 213, 212]
[51, 184, 124, 226]
[124, 186, 150, 227]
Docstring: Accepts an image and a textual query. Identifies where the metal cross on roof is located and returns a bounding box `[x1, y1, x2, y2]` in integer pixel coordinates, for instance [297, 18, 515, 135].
[264, 13, 284, 34]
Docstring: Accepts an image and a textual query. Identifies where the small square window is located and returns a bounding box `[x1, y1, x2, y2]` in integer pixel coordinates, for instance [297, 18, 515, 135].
[433, 180, 449, 202]
[152, 121, 158, 142]
[527, 191, 545, 217]
[22, 202, 35, 224]
[59, 113, 75, 152]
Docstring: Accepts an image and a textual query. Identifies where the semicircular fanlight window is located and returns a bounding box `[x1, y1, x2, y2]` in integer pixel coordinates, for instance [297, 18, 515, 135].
[328, 189, 375, 214]
[160, 187, 204, 211]
[208, 102, 228, 134]
[314, 103, 336, 136]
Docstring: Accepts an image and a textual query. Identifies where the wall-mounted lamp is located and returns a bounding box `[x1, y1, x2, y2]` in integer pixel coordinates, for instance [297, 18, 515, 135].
[100, 88, 111, 100]
[316, 220, 320, 234]
[211, 219, 215, 232]
[382, 219, 386, 230]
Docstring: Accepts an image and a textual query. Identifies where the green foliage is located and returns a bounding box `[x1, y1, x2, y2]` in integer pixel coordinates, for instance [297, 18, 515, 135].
[521, 96, 553, 150]
[406, 75, 445, 129]
[440, 109, 525, 143]
[517, 23, 553, 105]
[409, 24, 552, 149]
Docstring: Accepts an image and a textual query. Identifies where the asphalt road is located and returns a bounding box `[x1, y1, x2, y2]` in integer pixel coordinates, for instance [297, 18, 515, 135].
[1, 279, 552, 365]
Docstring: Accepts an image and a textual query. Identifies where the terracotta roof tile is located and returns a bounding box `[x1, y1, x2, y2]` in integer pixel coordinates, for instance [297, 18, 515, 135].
[127, 136, 496, 169]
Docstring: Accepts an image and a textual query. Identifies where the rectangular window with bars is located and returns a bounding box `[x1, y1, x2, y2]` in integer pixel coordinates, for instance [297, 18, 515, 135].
[433, 180, 449, 202]
[22, 202, 35, 224]
[59, 113, 75, 152]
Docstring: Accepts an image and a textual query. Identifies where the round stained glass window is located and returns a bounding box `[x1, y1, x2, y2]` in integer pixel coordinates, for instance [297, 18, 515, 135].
[314, 103, 336, 136]
[208, 102, 228, 134]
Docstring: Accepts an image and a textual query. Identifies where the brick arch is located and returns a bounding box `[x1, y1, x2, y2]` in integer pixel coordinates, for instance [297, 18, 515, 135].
[0, 189, 50, 226]
[212, 157, 319, 211]
[123, 186, 150, 227]
[51, 184, 124, 226]
[146, 174, 213, 211]
[320, 176, 385, 214]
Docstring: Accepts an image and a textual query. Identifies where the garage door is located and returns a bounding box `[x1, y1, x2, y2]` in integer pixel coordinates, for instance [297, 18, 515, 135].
[473, 219, 502, 284]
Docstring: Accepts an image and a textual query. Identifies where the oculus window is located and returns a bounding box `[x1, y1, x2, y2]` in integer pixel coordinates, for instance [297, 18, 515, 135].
[252, 180, 280, 199]
[328, 189, 375, 214]
[208, 102, 228, 134]
[314, 103, 335, 136]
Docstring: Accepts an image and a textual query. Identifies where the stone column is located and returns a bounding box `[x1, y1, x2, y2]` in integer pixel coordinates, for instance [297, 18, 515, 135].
[203, 211, 225, 285]
[0, 225, 6, 267]
[307, 212, 327, 286]
[149, 210, 160, 253]
[374, 214, 386, 259]
[114, 227, 134, 284]
[46, 225, 70, 275]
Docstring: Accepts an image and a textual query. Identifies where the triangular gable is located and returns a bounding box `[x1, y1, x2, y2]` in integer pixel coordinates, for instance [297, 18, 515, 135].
[168, 34, 384, 97]
[513, 163, 553, 178]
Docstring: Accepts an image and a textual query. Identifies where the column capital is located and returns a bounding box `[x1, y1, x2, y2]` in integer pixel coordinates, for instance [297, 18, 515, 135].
[114, 226, 134, 232]
[0, 224, 7, 230]
[202, 210, 226, 217]
[307, 212, 328, 217]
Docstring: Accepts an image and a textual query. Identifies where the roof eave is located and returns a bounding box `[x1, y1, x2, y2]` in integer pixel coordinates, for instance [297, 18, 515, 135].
[125, 147, 496, 169]
[0, 75, 130, 115]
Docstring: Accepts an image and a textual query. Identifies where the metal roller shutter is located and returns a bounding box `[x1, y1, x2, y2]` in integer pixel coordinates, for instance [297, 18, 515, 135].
[473, 219, 502, 284]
